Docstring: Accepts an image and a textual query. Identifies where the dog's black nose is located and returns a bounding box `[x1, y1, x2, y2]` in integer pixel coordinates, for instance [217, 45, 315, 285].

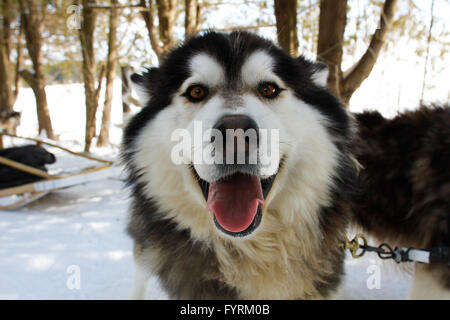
[213, 114, 258, 134]
[212, 115, 259, 164]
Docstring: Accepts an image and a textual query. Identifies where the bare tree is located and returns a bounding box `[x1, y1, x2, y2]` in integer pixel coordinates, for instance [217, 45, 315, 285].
[79, 0, 105, 151]
[185, 0, 201, 38]
[274, 0, 298, 56]
[97, 0, 119, 147]
[420, 0, 435, 105]
[316, 0, 347, 98]
[19, 0, 55, 139]
[121, 66, 132, 116]
[317, 0, 398, 105]
[139, 0, 179, 61]
[0, 0, 21, 115]
[0, 33, 15, 114]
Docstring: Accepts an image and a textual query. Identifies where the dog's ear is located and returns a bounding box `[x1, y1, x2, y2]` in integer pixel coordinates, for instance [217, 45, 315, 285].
[130, 67, 159, 106]
[11, 111, 21, 119]
[296, 56, 329, 88]
[309, 62, 329, 88]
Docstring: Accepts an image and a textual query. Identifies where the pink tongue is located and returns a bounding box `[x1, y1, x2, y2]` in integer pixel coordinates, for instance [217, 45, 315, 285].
[206, 173, 264, 233]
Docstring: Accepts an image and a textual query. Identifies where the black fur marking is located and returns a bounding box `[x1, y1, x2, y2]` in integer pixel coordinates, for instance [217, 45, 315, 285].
[122, 31, 351, 160]
[127, 189, 238, 299]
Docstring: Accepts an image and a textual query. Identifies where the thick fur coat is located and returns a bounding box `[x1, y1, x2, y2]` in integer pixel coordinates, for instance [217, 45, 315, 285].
[0, 145, 56, 189]
[122, 31, 358, 299]
[352, 105, 450, 294]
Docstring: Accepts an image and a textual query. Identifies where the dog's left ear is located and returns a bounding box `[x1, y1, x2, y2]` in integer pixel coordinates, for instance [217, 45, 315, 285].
[296, 57, 329, 88]
[310, 62, 329, 88]
[130, 67, 159, 105]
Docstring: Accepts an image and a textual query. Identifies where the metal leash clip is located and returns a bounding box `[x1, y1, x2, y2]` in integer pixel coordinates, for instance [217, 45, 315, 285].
[338, 233, 368, 258]
[339, 233, 449, 264]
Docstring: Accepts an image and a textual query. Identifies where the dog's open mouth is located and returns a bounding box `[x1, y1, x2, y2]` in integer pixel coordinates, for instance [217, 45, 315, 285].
[191, 168, 279, 237]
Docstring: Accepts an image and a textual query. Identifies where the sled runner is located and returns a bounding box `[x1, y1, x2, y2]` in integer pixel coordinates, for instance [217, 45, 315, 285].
[0, 132, 117, 210]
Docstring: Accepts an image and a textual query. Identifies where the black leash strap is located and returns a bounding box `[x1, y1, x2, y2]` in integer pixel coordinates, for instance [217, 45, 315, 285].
[429, 247, 450, 264]
[339, 233, 450, 264]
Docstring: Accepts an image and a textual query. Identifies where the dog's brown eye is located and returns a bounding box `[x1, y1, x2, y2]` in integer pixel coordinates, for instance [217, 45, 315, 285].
[185, 85, 208, 102]
[258, 82, 280, 99]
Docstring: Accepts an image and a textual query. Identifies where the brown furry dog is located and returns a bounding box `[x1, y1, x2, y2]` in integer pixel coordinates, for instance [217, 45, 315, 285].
[352, 105, 449, 299]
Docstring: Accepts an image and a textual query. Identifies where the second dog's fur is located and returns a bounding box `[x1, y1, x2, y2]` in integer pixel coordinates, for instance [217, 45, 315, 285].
[352, 105, 449, 299]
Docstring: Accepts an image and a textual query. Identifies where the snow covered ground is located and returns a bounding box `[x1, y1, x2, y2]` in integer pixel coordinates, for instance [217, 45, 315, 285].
[0, 83, 415, 300]
[0, 179, 413, 300]
[0, 167, 413, 299]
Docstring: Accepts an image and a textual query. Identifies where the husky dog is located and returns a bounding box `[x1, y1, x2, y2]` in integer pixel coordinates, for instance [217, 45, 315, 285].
[0, 145, 56, 189]
[352, 106, 450, 299]
[0, 110, 21, 135]
[122, 31, 357, 299]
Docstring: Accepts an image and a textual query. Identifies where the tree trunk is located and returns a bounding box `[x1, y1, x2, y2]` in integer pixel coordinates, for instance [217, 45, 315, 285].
[156, 0, 177, 52]
[0, 0, 17, 114]
[0, 36, 14, 112]
[121, 66, 132, 117]
[13, 20, 22, 101]
[79, 0, 100, 152]
[274, 0, 298, 56]
[185, 0, 201, 38]
[97, 0, 119, 147]
[19, 0, 55, 139]
[2, 0, 13, 58]
[139, 0, 178, 62]
[317, 0, 347, 98]
[317, 0, 398, 105]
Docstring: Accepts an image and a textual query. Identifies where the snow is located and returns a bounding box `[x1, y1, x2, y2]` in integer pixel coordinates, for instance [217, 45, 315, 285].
[0, 83, 414, 300]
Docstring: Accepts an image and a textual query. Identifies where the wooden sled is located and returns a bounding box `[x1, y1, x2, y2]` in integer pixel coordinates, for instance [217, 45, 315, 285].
[0, 132, 117, 210]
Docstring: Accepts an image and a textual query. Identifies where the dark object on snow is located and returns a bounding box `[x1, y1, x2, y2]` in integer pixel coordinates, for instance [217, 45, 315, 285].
[0, 145, 56, 189]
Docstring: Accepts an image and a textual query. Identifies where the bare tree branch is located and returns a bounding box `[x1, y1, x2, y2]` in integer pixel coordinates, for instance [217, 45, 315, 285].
[95, 64, 106, 105]
[19, 0, 54, 139]
[139, 0, 164, 60]
[420, 0, 435, 105]
[13, 19, 22, 100]
[18, 69, 35, 89]
[342, 0, 398, 102]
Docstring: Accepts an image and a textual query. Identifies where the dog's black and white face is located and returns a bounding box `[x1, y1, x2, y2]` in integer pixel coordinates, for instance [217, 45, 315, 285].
[123, 31, 354, 240]
[0, 110, 21, 134]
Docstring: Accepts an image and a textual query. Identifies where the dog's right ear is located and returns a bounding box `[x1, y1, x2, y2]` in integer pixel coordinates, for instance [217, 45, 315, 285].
[130, 67, 159, 106]
[296, 56, 329, 88]
[309, 62, 329, 88]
